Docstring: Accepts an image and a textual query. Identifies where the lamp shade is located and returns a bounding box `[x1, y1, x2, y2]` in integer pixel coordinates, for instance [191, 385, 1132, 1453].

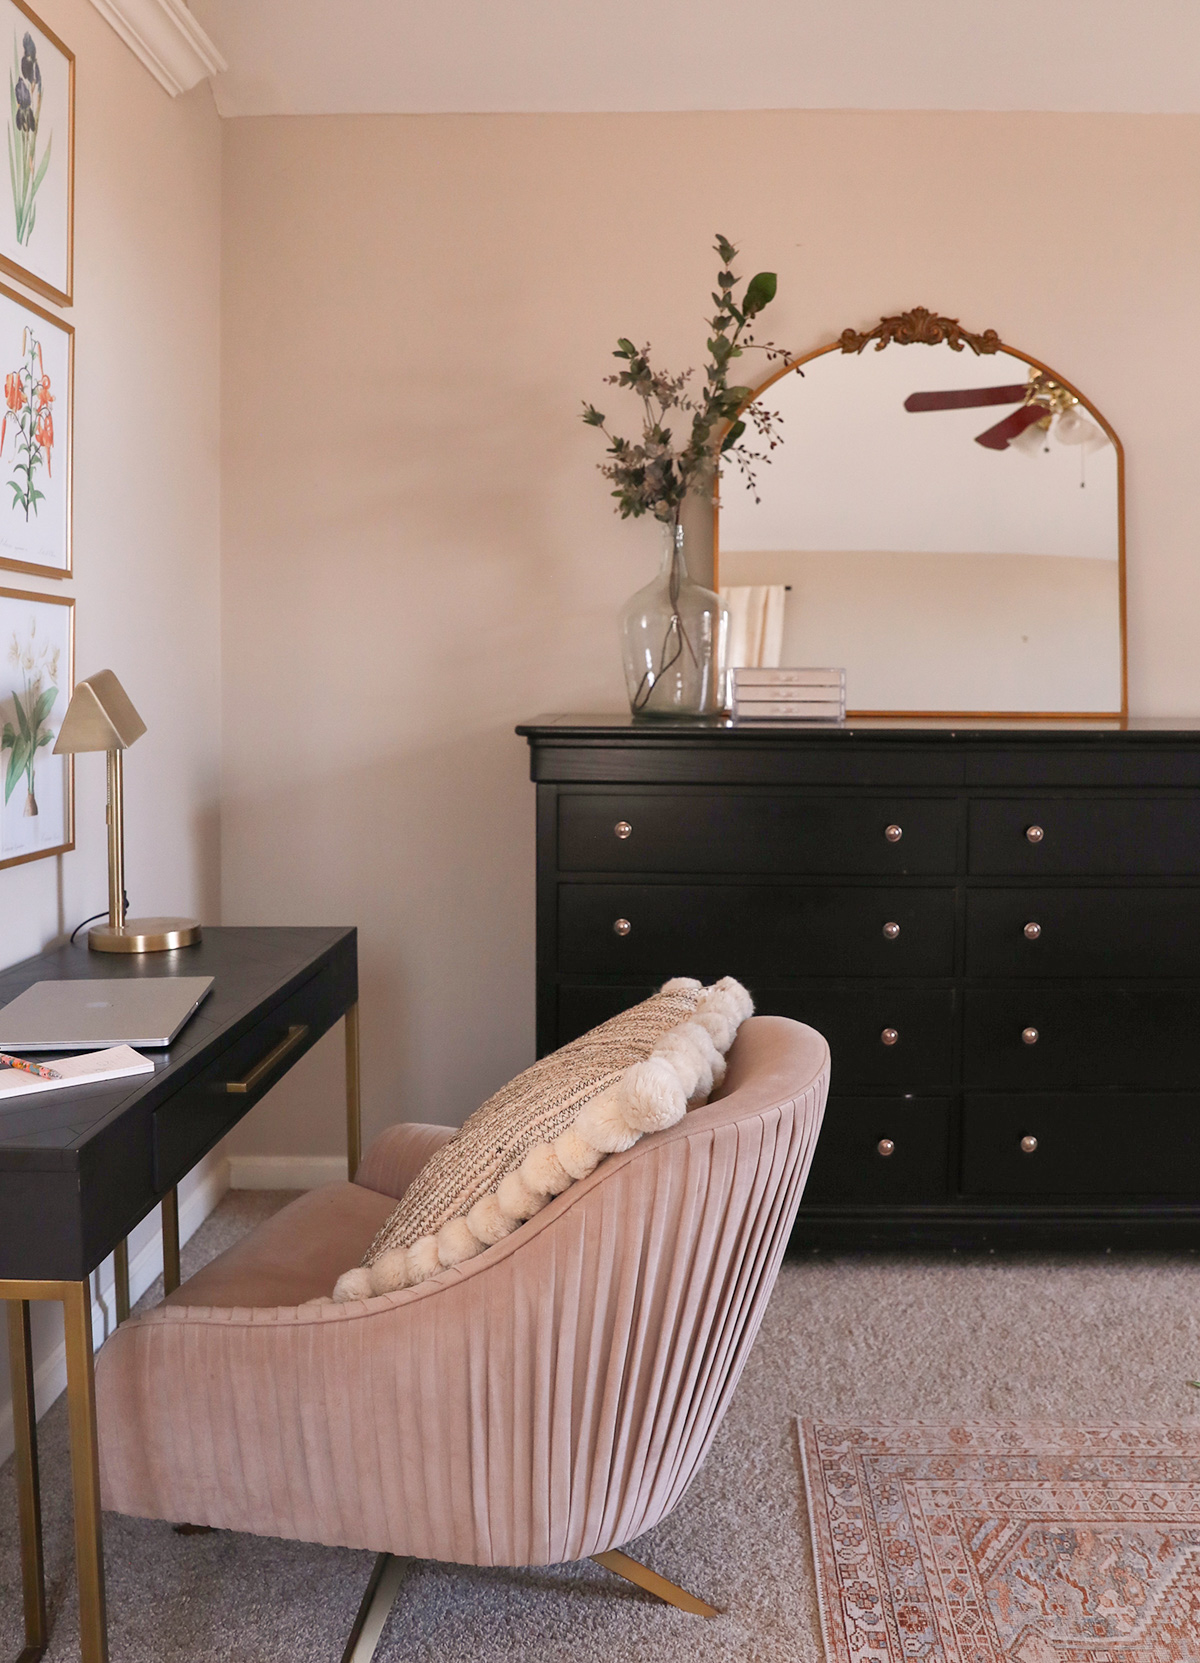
[53, 670, 147, 755]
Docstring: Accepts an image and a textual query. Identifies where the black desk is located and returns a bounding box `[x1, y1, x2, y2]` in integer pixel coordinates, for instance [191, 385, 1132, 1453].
[0, 926, 360, 1663]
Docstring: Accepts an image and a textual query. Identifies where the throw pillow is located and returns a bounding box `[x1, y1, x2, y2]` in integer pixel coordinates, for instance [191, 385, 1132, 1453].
[332, 975, 753, 1301]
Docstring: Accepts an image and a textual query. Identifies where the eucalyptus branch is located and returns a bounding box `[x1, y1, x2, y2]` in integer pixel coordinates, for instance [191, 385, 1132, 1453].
[581, 234, 789, 525]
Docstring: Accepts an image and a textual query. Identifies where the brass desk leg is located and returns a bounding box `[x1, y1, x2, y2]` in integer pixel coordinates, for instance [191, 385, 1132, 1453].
[161, 1189, 180, 1296]
[112, 1239, 130, 1325]
[345, 1001, 362, 1181]
[62, 1281, 108, 1663]
[5, 1299, 48, 1660]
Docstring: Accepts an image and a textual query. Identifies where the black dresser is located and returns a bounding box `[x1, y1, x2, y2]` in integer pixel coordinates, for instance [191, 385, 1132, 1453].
[519, 715, 1200, 1249]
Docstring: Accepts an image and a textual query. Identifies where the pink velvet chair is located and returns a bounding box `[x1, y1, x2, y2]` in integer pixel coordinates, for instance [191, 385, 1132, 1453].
[95, 1015, 829, 1655]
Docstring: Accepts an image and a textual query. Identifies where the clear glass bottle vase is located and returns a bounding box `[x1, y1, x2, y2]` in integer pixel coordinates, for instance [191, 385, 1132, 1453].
[620, 522, 728, 717]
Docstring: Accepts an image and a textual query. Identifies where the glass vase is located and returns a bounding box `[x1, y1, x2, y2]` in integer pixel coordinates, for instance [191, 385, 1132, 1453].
[620, 523, 728, 717]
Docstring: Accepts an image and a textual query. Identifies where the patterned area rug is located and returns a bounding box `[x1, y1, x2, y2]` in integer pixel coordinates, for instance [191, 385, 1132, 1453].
[799, 1421, 1200, 1663]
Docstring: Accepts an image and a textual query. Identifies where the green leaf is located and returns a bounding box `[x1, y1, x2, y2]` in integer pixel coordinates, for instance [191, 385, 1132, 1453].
[12, 690, 30, 742]
[35, 729, 52, 747]
[31, 129, 50, 194]
[742, 271, 777, 318]
[720, 419, 746, 453]
[580, 403, 606, 427]
[614, 338, 636, 358]
[1, 721, 13, 746]
[32, 684, 56, 728]
[5, 732, 30, 801]
[715, 233, 736, 265]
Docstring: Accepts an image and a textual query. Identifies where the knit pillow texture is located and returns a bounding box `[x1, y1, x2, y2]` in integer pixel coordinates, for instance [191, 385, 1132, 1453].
[332, 975, 754, 1302]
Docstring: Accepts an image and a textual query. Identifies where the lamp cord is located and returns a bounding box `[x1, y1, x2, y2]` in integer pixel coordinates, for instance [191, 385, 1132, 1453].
[70, 894, 130, 945]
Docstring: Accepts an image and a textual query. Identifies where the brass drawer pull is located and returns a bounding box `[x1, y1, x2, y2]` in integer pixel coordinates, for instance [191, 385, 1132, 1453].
[1024, 921, 1042, 940]
[614, 820, 632, 839]
[884, 824, 903, 843]
[225, 1024, 309, 1095]
[613, 918, 632, 937]
[881, 1028, 899, 1046]
[1020, 1135, 1039, 1154]
[877, 1138, 896, 1158]
[1026, 824, 1044, 844]
[1022, 1026, 1039, 1046]
[882, 921, 901, 940]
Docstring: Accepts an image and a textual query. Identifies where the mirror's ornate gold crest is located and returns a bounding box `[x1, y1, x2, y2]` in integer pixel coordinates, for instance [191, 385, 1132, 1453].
[716, 309, 1126, 719]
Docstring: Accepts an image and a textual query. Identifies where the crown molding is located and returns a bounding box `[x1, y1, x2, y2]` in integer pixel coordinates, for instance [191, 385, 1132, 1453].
[87, 0, 226, 96]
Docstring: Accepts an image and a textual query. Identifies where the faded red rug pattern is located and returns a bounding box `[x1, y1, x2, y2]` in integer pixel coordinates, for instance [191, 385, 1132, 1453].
[799, 1421, 1200, 1663]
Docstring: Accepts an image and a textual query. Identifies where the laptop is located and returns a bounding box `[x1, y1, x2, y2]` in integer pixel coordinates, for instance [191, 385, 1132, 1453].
[0, 977, 214, 1050]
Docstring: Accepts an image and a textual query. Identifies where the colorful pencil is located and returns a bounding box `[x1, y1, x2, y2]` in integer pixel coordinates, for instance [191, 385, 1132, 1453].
[0, 1051, 61, 1080]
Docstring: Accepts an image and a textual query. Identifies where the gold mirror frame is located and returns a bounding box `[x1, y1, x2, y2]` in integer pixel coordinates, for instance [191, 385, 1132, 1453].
[714, 308, 1127, 721]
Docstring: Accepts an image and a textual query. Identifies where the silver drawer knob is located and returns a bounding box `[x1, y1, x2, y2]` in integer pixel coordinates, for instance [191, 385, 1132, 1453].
[614, 821, 632, 840]
[877, 1138, 895, 1158]
[881, 1028, 899, 1046]
[1026, 824, 1045, 844]
[1022, 1026, 1039, 1045]
[884, 824, 903, 843]
[882, 921, 901, 940]
[613, 918, 631, 937]
[1020, 1135, 1039, 1154]
[1024, 921, 1042, 940]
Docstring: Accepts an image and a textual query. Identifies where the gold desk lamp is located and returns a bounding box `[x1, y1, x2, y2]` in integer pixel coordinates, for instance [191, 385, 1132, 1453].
[53, 669, 202, 954]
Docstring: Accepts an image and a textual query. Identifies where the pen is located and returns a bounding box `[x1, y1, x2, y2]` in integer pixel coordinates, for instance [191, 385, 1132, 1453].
[0, 1052, 60, 1080]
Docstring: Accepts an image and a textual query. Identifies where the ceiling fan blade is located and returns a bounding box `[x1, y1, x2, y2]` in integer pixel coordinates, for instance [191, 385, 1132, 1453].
[974, 404, 1049, 450]
[904, 384, 1028, 412]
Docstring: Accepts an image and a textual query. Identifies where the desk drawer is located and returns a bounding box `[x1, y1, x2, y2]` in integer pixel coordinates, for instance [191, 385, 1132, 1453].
[969, 798, 1200, 875]
[963, 988, 1200, 1090]
[962, 1093, 1200, 1197]
[559, 793, 957, 875]
[558, 884, 956, 978]
[803, 1096, 951, 1203]
[153, 964, 344, 1190]
[966, 888, 1200, 978]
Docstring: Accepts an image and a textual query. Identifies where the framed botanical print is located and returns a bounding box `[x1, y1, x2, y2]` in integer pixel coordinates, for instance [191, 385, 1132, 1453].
[0, 280, 69, 577]
[0, 0, 72, 307]
[0, 584, 72, 868]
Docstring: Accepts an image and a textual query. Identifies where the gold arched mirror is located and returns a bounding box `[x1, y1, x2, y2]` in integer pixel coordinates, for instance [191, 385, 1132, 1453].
[715, 309, 1126, 719]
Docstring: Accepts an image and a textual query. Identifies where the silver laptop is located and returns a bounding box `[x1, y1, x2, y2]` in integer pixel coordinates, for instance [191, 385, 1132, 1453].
[0, 977, 213, 1050]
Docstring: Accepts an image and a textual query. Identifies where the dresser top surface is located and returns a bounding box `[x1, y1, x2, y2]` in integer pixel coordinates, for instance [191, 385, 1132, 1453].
[519, 715, 1200, 745]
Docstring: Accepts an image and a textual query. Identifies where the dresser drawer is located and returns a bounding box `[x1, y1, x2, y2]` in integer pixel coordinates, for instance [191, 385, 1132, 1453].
[963, 988, 1200, 1089]
[152, 965, 343, 1190]
[557, 982, 658, 1044]
[969, 798, 1200, 875]
[559, 792, 957, 875]
[751, 985, 955, 1087]
[966, 888, 1200, 978]
[558, 884, 956, 978]
[962, 1093, 1200, 1196]
[803, 1096, 952, 1203]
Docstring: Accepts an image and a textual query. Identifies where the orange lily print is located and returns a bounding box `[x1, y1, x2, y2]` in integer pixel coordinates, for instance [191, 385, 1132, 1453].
[1, 327, 52, 518]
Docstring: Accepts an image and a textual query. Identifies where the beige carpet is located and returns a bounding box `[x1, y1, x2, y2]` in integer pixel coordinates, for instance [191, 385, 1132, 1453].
[3, 1196, 1200, 1661]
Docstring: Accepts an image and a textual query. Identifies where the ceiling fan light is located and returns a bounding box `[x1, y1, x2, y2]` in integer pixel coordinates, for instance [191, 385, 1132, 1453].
[1010, 420, 1050, 457]
[1055, 407, 1107, 450]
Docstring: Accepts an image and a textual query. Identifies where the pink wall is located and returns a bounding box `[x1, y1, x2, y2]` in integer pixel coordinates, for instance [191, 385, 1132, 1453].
[220, 109, 1200, 1153]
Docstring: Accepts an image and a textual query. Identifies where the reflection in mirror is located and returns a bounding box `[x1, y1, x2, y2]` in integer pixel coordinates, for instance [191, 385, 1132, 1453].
[717, 314, 1125, 717]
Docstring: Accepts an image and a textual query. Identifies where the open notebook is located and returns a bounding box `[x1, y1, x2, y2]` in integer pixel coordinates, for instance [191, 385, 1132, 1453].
[0, 1045, 155, 1101]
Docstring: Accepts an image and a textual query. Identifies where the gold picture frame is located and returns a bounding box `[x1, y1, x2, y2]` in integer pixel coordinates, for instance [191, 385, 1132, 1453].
[0, 582, 73, 869]
[0, 277, 71, 579]
[0, 0, 73, 308]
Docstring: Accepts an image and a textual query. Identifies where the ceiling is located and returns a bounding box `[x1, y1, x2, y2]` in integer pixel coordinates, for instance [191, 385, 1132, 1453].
[187, 0, 1200, 119]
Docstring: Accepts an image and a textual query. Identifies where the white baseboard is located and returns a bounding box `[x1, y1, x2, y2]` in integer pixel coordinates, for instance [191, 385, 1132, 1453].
[227, 1154, 347, 1191]
[0, 1149, 231, 1466]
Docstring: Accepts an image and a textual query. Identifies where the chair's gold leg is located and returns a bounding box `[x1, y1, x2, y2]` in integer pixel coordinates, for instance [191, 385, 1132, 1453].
[341, 1552, 411, 1663]
[345, 1001, 362, 1181]
[62, 1281, 108, 1663]
[113, 1238, 130, 1325]
[6, 1299, 48, 1659]
[161, 1188, 180, 1295]
[592, 1548, 722, 1618]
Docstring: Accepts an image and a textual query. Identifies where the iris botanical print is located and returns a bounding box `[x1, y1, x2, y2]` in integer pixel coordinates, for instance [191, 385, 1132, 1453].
[0, 281, 70, 577]
[0, 585, 71, 868]
[0, 1, 71, 306]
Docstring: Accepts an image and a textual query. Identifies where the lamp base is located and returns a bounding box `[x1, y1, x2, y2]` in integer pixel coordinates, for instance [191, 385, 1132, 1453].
[89, 917, 203, 954]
